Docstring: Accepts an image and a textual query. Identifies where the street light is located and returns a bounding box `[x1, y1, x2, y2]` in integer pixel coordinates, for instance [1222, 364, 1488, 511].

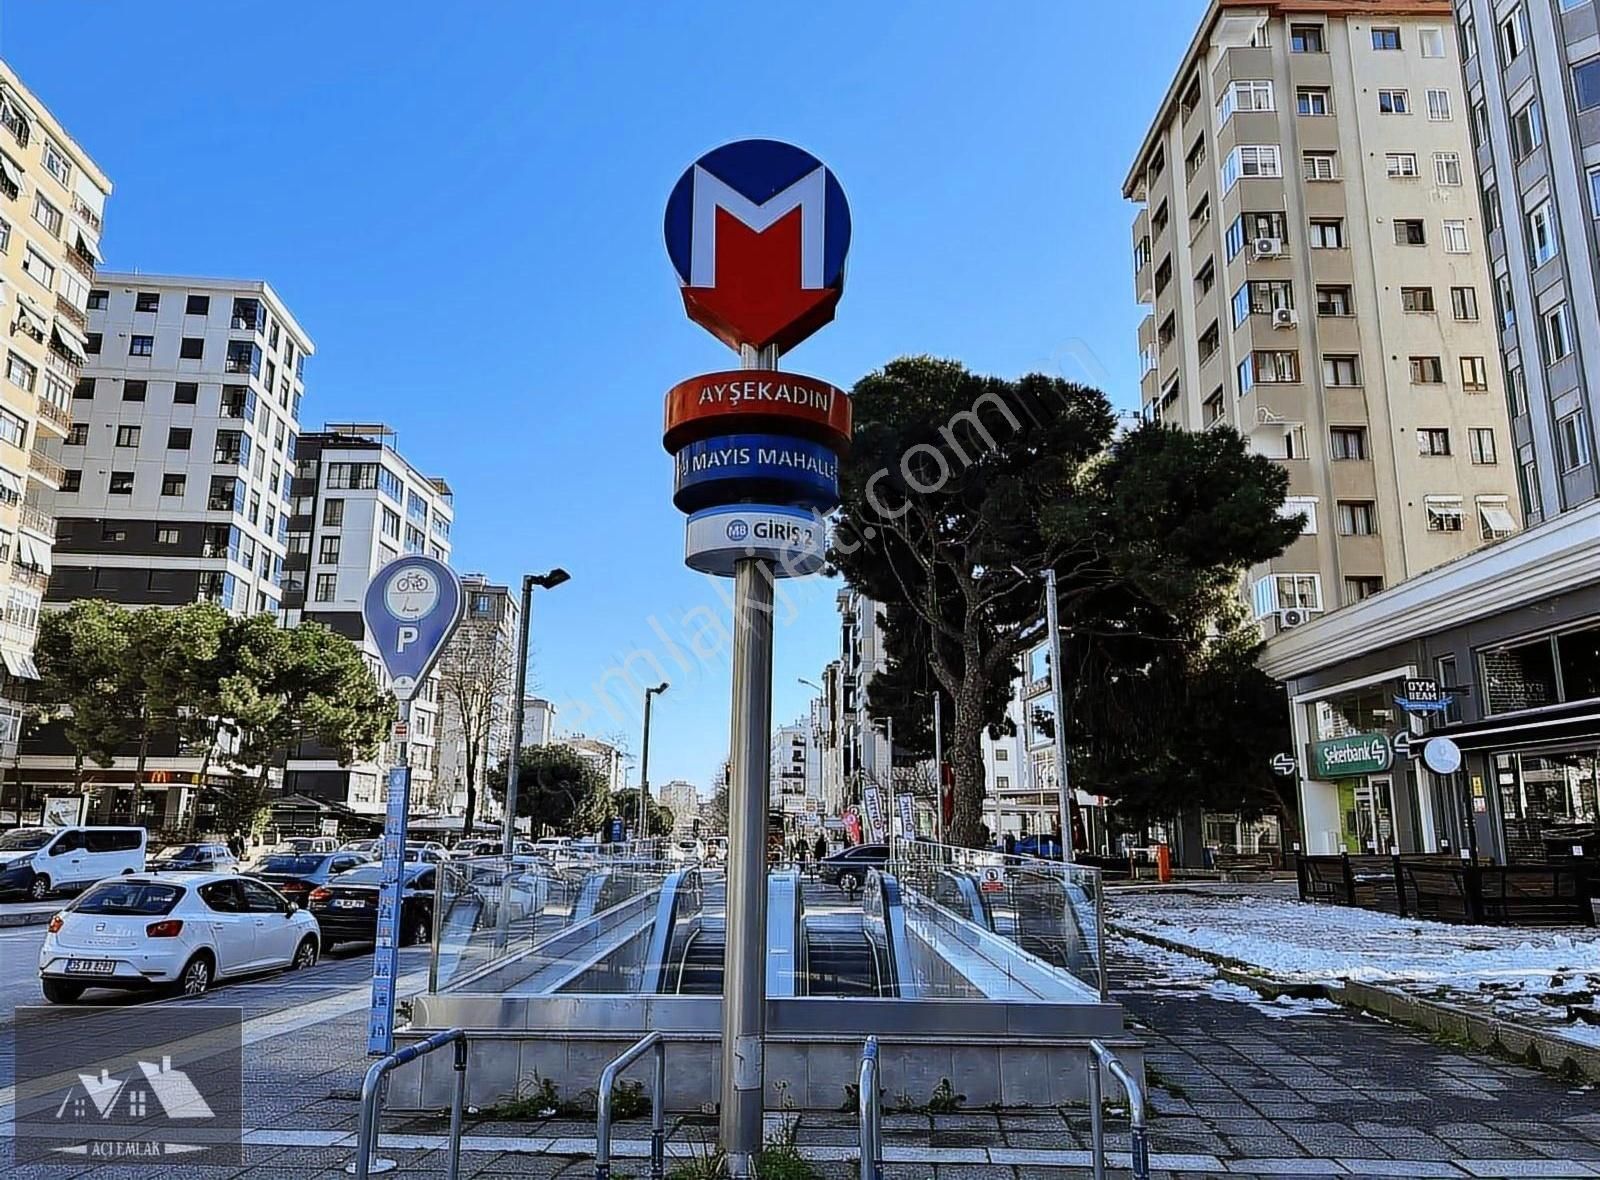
[1013, 562, 1075, 865]
[639, 681, 669, 840]
[500, 568, 570, 853]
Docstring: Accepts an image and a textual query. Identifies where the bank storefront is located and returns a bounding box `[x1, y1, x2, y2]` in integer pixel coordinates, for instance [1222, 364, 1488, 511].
[1263, 502, 1600, 864]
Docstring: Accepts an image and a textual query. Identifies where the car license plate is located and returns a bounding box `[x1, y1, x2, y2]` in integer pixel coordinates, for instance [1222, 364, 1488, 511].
[334, 898, 366, 909]
[65, 959, 117, 976]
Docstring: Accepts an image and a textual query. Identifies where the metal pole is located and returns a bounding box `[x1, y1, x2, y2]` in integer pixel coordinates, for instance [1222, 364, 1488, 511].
[640, 689, 655, 841]
[721, 539, 776, 1172]
[1088, 1052, 1105, 1180]
[502, 575, 535, 852]
[1043, 567, 1075, 864]
[932, 693, 943, 844]
[885, 716, 894, 858]
[448, 1039, 466, 1180]
[651, 1040, 666, 1180]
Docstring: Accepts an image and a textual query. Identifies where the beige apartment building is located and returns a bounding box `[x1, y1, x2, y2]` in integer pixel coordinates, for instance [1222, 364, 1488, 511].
[0, 62, 110, 785]
[1124, 0, 1520, 636]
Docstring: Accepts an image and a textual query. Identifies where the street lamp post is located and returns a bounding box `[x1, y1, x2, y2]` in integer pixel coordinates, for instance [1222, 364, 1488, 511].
[1042, 567, 1075, 865]
[932, 692, 944, 844]
[639, 682, 669, 841]
[500, 569, 571, 853]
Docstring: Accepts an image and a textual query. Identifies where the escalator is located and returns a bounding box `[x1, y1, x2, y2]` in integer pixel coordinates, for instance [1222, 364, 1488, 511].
[675, 925, 725, 994]
[804, 924, 881, 996]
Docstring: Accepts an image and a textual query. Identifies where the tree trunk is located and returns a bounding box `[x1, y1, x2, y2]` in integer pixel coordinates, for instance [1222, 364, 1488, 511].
[946, 676, 990, 848]
[461, 734, 479, 836]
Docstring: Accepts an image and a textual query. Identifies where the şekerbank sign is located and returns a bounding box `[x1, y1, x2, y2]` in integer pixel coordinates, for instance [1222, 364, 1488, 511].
[1310, 732, 1394, 779]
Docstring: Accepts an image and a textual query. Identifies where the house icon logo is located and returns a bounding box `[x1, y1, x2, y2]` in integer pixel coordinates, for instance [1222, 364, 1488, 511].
[55, 1056, 214, 1125]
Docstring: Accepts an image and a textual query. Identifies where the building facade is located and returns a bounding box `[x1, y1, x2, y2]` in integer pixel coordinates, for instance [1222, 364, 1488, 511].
[432, 574, 520, 822]
[1454, 0, 1599, 522]
[561, 735, 628, 795]
[658, 779, 701, 836]
[1125, 0, 1522, 638]
[19, 275, 308, 828]
[522, 696, 557, 749]
[770, 717, 819, 830]
[281, 424, 453, 813]
[0, 63, 111, 811]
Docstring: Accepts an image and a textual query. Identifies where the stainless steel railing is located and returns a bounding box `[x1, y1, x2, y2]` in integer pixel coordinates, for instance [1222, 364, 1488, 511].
[1087, 1038, 1150, 1180]
[595, 1031, 667, 1180]
[349, 1027, 468, 1180]
[857, 1036, 883, 1180]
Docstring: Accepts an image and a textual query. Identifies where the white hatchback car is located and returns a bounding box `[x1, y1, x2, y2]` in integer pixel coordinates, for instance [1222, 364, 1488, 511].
[38, 872, 321, 1003]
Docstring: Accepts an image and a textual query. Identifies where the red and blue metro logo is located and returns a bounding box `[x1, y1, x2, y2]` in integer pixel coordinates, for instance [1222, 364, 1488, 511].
[664, 138, 851, 355]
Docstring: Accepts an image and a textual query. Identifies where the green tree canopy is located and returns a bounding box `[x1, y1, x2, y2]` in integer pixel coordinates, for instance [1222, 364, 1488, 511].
[488, 743, 611, 837]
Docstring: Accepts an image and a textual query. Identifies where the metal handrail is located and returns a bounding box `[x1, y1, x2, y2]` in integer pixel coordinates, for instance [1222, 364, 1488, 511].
[595, 1031, 667, 1180]
[349, 1028, 468, 1180]
[857, 1036, 882, 1180]
[1087, 1038, 1149, 1180]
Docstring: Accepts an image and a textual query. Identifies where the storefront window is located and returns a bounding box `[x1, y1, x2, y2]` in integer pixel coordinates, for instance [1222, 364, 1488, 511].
[1314, 685, 1397, 739]
[1481, 638, 1559, 713]
[1557, 622, 1600, 703]
[1496, 751, 1599, 823]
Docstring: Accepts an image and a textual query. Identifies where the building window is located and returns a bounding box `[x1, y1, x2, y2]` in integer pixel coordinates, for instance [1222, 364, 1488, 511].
[161, 473, 186, 496]
[1419, 26, 1446, 57]
[1309, 219, 1344, 249]
[6, 352, 37, 392]
[186, 294, 210, 315]
[157, 527, 180, 545]
[1238, 351, 1300, 391]
[323, 498, 344, 527]
[134, 292, 160, 313]
[1302, 151, 1337, 180]
[1291, 23, 1325, 52]
[1460, 356, 1490, 391]
[86, 288, 108, 310]
[1297, 87, 1331, 116]
[1425, 496, 1464, 531]
[1558, 411, 1591, 472]
[123, 379, 147, 402]
[22, 246, 54, 289]
[1509, 365, 1528, 417]
[72, 377, 94, 400]
[1501, 7, 1527, 61]
[1410, 356, 1444, 383]
[1330, 426, 1368, 460]
[1231, 279, 1293, 325]
[1220, 144, 1281, 190]
[31, 193, 62, 235]
[173, 381, 198, 405]
[61, 469, 81, 492]
[1545, 304, 1574, 363]
[1337, 501, 1377, 535]
[1443, 221, 1469, 253]
[314, 573, 337, 603]
[1527, 202, 1558, 266]
[1218, 80, 1274, 123]
[1434, 153, 1462, 186]
[115, 425, 140, 447]
[1469, 428, 1498, 466]
[318, 535, 340, 563]
[179, 337, 204, 360]
[1322, 355, 1361, 386]
[1394, 219, 1425, 245]
[1316, 286, 1352, 316]
[326, 462, 378, 490]
[129, 335, 154, 357]
[1418, 428, 1452, 456]
[166, 427, 192, 450]
[1378, 89, 1409, 114]
[109, 471, 134, 495]
[1372, 27, 1402, 50]
[1276, 574, 1322, 611]
[381, 506, 401, 540]
[1426, 89, 1453, 121]
[1451, 287, 1479, 321]
[0, 407, 25, 448]
[84, 332, 101, 355]
[65, 423, 88, 446]
[225, 340, 261, 375]
[1386, 153, 1418, 178]
[1401, 287, 1435, 312]
[1345, 576, 1385, 603]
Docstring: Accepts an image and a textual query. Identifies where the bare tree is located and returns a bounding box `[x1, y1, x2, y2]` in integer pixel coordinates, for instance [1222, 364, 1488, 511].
[435, 614, 515, 832]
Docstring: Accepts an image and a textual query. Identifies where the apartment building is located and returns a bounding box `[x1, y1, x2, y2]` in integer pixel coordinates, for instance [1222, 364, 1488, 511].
[657, 779, 702, 836]
[770, 717, 818, 828]
[432, 574, 520, 822]
[0, 63, 111, 791]
[1125, 0, 1521, 637]
[281, 424, 453, 813]
[47, 276, 310, 615]
[522, 696, 557, 748]
[1455, 0, 1599, 520]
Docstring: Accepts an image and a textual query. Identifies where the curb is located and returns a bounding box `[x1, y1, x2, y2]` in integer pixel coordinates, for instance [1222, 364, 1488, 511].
[1110, 922, 1600, 1084]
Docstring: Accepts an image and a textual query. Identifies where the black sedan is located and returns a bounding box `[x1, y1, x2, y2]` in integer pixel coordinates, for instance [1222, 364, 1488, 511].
[245, 851, 370, 910]
[817, 843, 889, 892]
[308, 862, 436, 951]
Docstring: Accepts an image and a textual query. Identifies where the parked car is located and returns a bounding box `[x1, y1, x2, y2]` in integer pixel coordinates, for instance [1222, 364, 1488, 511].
[37, 872, 321, 1002]
[0, 826, 147, 901]
[706, 837, 729, 865]
[665, 839, 705, 864]
[1013, 835, 1064, 861]
[309, 862, 436, 950]
[341, 839, 381, 856]
[405, 842, 448, 864]
[452, 839, 534, 859]
[816, 843, 889, 892]
[244, 850, 371, 909]
[148, 842, 239, 873]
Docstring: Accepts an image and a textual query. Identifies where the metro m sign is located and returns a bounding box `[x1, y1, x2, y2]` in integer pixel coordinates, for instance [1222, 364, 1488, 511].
[665, 139, 851, 355]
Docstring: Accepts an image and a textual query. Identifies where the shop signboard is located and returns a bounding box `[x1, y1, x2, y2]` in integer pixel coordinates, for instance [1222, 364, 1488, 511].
[1395, 677, 1448, 714]
[1310, 732, 1393, 779]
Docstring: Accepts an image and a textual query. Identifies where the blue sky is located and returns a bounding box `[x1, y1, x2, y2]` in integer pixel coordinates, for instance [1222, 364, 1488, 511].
[4, 1, 1200, 793]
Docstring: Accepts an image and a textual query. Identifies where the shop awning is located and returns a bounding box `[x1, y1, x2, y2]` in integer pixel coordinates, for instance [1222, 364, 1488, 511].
[50, 321, 86, 367]
[2, 648, 39, 680]
[1434, 700, 1600, 752]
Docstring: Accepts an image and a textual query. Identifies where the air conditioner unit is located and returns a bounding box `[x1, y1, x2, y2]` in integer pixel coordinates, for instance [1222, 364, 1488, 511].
[1278, 607, 1309, 628]
[1253, 237, 1283, 258]
[1272, 307, 1298, 329]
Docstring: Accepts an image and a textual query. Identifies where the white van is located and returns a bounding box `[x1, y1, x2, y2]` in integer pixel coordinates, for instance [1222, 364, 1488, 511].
[0, 826, 147, 901]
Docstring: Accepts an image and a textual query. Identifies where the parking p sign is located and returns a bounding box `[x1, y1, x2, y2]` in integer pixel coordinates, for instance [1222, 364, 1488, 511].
[362, 555, 464, 700]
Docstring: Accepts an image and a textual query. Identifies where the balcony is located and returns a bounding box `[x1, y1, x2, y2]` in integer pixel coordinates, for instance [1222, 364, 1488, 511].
[63, 248, 95, 280]
[35, 396, 71, 436]
[1, 105, 29, 148]
[17, 504, 55, 540]
[54, 294, 87, 332]
[27, 449, 65, 488]
[1, 614, 39, 648]
[70, 195, 102, 233]
[8, 562, 47, 593]
[214, 449, 245, 466]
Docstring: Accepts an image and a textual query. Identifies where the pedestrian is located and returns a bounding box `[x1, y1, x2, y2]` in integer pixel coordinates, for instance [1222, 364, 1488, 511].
[813, 833, 828, 866]
[228, 830, 245, 859]
[1003, 832, 1016, 857]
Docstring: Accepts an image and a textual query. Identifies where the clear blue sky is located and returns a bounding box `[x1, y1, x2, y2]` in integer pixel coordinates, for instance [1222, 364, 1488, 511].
[5, 1, 1200, 794]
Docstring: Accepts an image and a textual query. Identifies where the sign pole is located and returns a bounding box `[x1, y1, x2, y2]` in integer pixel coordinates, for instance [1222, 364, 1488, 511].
[1043, 567, 1075, 864]
[932, 693, 943, 844]
[721, 344, 778, 1177]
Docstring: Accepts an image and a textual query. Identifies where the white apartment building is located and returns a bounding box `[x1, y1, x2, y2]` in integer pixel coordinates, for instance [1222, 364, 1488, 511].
[657, 779, 702, 836]
[433, 574, 520, 823]
[770, 717, 819, 826]
[281, 424, 453, 814]
[22, 275, 308, 828]
[523, 696, 557, 749]
[1125, 0, 1522, 636]
[0, 62, 111, 814]
[562, 734, 629, 794]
